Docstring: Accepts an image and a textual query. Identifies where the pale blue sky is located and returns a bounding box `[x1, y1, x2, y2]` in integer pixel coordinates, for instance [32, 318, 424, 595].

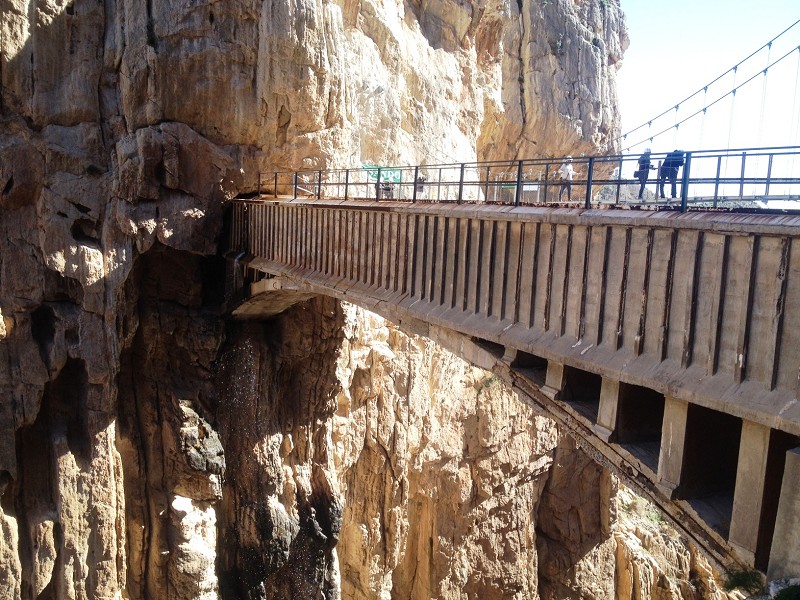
[616, 0, 800, 153]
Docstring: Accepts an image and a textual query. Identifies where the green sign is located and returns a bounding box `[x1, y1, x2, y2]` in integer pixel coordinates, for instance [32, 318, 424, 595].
[362, 164, 402, 183]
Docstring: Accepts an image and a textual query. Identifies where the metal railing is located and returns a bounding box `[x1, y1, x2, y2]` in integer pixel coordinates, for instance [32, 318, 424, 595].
[254, 146, 800, 212]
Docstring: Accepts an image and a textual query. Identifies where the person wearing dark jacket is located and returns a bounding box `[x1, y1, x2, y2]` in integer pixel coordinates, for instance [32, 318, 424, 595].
[658, 149, 684, 199]
[635, 148, 654, 200]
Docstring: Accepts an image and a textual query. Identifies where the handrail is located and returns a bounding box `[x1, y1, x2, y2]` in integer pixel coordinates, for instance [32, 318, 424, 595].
[253, 146, 800, 212]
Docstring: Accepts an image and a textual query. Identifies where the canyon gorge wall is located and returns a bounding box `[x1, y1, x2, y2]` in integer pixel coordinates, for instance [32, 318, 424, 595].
[0, 0, 742, 597]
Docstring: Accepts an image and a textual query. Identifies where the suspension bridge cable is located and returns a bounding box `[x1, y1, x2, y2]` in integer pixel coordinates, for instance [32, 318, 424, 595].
[725, 66, 738, 151]
[623, 44, 800, 151]
[789, 48, 800, 184]
[756, 42, 773, 151]
[698, 87, 708, 148]
[790, 48, 800, 146]
[612, 18, 800, 149]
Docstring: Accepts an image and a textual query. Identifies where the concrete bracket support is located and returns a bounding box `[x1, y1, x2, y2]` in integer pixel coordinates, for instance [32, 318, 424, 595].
[542, 361, 564, 400]
[729, 420, 771, 565]
[768, 447, 800, 580]
[502, 347, 518, 364]
[593, 378, 620, 442]
[657, 396, 689, 499]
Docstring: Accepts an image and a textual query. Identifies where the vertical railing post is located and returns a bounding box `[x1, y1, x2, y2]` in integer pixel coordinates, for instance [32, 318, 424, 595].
[680, 152, 692, 212]
[234, 203, 240, 250]
[231, 202, 235, 250]
[765, 154, 773, 196]
[240, 204, 244, 250]
[293, 172, 298, 199]
[437, 168, 442, 202]
[362, 168, 367, 199]
[398, 168, 403, 201]
[344, 169, 350, 201]
[544, 163, 550, 202]
[458, 163, 465, 204]
[714, 156, 722, 203]
[273, 173, 278, 198]
[317, 170, 323, 199]
[584, 157, 595, 209]
[243, 203, 250, 254]
[739, 151, 747, 199]
[376, 167, 382, 200]
[484, 166, 490, 201]
[412, 166, 419, 203]
[514, 160, 524, 206]
[615, 156, 623, 204]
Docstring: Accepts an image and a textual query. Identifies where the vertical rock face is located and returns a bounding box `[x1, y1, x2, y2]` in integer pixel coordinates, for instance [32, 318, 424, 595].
[214, 298, 348, 598]
[214, 301, 561, 598]
[536, 438, 617, 600]
[333, 307, 559, 599]
[3, 0, 739, 597]
[115, 245, 226, 600]
[3, 0, 628, 175]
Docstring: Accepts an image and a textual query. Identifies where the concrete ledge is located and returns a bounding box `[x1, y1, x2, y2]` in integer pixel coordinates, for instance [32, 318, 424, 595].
[243, 198, 800, 236]
[592, 423, 614, 442]
[539, 385, 561, 401]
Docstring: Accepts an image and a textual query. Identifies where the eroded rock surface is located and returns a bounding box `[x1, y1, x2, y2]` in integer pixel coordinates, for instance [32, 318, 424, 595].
[333, 306, 559, 599]
[0, 0, 740, 597]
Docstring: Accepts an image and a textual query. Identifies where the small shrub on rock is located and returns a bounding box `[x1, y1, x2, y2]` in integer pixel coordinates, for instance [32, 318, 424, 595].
[722, 566, 763, 596]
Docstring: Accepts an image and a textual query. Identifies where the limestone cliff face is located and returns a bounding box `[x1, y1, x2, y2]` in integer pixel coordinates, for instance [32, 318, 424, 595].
[2, 0, 627, 176]
[0, 0, 730, 597]
[332, 307, 558, 599]
[211, 299, 555, 598]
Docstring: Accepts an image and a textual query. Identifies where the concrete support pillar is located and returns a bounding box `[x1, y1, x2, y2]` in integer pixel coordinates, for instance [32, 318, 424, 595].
[502, 347, 518, 364]
[542, 361, 564, 400]
[729, 420, 771, 565]
[768, 447, 800, 580]
[657, 396, 689, 498]
[593, 378, 620, 442]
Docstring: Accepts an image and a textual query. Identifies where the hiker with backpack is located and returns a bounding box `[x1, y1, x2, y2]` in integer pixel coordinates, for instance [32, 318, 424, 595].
[658, 149, 685, 199]
[634, 148, 655, 200]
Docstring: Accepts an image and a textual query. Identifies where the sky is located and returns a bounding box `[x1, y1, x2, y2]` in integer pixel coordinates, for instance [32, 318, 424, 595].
[616, 0, 800, 155]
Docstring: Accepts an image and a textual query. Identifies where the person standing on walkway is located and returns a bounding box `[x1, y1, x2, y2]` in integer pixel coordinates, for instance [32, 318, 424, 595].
[658, 149, 684, 199]
[557, 156, 578, 202]
[635, 148, 654, 200]
[415, 175, 426, 198]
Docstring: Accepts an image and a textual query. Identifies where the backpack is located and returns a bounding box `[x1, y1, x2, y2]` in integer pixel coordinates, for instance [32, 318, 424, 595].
[667, 151, 684, 168]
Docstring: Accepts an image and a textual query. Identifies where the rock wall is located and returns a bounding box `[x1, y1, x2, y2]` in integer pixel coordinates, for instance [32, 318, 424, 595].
[332, 306, 558, 599]
[212, 299, 560, 598]
[210, 298, 555, 598]
[115, 245, 226, 600]
[2, 0, 627, 177]
[1, 0, 738, 597]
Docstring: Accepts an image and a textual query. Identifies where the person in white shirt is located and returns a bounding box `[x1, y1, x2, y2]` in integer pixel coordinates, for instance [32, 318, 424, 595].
[557, 156, 579, 201]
